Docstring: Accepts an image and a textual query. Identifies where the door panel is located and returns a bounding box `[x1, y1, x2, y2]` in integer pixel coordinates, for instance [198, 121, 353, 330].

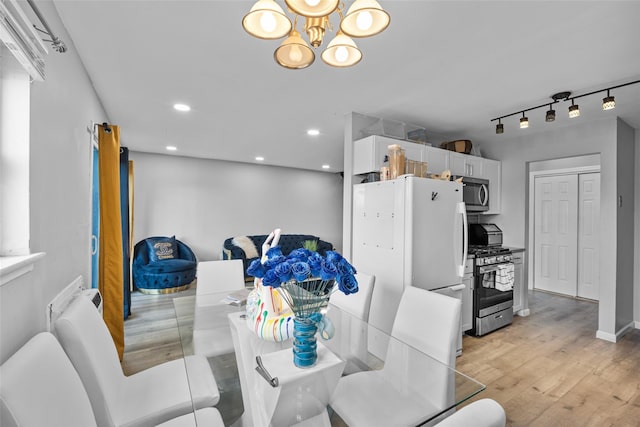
[534, 175, 578, 296]
[577, 173, 600, 300]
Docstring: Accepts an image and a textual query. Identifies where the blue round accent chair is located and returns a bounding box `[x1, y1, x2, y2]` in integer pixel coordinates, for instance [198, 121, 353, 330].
[133, 236, 197, 294]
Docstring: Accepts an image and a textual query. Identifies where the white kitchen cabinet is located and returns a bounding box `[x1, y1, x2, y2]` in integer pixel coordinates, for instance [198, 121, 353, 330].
[353, 135, 425, 175]
[424, 146, 449, 175]
[512, 251, 524, 314]
[482, 158, 501, 214]
[449, 152, 484, 177]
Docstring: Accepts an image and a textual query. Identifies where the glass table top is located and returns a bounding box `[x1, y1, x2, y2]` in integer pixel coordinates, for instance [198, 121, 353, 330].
[173, 290, 485, 426]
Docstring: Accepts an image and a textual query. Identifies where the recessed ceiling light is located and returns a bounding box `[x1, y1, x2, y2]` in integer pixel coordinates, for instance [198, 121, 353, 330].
[173, 103, 191, 112]
[166, 146, 177, 151]
[322, 164, 330, 169]
[307, 129, 320, 136]
[255, 156, 264, 161]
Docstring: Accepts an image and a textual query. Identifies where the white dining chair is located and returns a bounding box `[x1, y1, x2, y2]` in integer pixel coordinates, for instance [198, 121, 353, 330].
[0, 332, 224, 427]
[329, 286, 461, 427]
[193, 259, 247, 357]
[196, 259, 245, 296]
[434, 399, 506, 427]
[328, 272, 375, 321]
[55, 296, 220, 427]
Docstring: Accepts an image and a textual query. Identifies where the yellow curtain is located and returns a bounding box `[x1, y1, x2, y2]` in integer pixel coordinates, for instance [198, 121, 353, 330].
[98, 124, 124, 359]
[128, 160, 134, 292]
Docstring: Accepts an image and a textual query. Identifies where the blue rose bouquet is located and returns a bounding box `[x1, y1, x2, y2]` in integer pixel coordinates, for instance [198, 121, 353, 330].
[247, 246, 358, 316]
[247, 246, 358, 368]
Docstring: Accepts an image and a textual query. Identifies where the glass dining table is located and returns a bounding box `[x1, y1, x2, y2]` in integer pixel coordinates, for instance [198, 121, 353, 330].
[173, 290, 485, 427]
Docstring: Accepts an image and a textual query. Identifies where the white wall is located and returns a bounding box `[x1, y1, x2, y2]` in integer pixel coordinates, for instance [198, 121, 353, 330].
[616, 120, 635, 331]
[481, 117, 634, 338]
[130, 152, 344, 260]
[0, 1, 107, 363]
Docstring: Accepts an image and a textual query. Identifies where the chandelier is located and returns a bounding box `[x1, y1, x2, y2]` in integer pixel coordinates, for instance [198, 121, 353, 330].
[242, 0, 390, 69]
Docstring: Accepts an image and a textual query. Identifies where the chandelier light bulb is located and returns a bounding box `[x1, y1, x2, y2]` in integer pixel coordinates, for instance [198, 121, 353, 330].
[259, 11, 277, 33]
[289, 44, 303, 62]
[304, 0, 321, 6]
[335, 46, 349, 63]
[356, 11, 374, 31]
[520, 113, 529, 129]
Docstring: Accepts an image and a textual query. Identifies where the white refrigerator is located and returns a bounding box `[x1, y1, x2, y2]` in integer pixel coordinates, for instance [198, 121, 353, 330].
[352, 176, 468, 356]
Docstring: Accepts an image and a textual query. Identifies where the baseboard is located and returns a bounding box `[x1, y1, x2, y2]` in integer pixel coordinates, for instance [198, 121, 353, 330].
[635, 320, 640, 329]
[596, 321, 635, 343]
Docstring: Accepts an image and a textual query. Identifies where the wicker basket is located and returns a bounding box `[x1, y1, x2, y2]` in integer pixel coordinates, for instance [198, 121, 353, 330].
[440, 140, 472, 154]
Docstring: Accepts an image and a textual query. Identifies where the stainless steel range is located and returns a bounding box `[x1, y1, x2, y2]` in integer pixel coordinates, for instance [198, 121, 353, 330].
[467, 224, 514, 337]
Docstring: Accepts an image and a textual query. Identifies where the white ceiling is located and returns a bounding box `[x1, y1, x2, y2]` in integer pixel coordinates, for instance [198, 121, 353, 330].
[52, 0, 640, 172]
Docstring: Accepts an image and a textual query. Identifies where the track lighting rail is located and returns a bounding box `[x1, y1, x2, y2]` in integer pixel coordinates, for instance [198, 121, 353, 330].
[490, 79, 640, 132]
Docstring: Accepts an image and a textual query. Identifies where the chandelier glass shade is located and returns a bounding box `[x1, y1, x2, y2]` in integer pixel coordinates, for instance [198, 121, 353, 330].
[274, 30, 315, 69]
[242, 0, 389, 69]
[340, 0, 390, 37]
[285, 0, 339, 17]
[242, 0, 292, 39]
[321, 31, 362, 67]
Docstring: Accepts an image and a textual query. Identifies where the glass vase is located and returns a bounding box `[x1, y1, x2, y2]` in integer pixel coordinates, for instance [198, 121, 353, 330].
[292, 315, 318, 368]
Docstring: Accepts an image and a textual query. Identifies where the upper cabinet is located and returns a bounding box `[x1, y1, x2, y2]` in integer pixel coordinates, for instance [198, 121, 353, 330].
[423, 146, 449, 175]
[449, 152, 484, 177]
[352, 134, 502, 214]
[353, 135, 425, 175]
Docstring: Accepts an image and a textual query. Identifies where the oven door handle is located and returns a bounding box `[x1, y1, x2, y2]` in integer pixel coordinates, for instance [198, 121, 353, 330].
[477, 264, 500, 274]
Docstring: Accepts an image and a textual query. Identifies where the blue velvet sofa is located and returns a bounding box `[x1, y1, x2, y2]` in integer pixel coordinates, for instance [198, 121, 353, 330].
[222, 234, 333, 281]
[132, 236, 197, 294]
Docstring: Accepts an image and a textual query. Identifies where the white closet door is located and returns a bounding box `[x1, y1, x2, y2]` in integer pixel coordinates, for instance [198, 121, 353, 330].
[534, 175, 578, 296]
[577, 173, 600, 300]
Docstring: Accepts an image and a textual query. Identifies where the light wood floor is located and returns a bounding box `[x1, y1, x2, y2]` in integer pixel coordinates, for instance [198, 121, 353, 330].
[123, 287, 640, 426]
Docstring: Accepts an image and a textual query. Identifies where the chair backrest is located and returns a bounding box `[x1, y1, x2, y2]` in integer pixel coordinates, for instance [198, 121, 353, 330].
[329, 272, 375, 321]
[55, 296, 125, 427]
[382, 286, 461, 410]
[0, 332, 97, 427]
[196, 259, 245, 295]
[390, 285, 461, 367]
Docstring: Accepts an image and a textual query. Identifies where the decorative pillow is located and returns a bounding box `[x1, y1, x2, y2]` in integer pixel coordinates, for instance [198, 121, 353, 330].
[232, 236, 259, 259]
[301, 239, 318, 252]
[146, 236, 178, 262]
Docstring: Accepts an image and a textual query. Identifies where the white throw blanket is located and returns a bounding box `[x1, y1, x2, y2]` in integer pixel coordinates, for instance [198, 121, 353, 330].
[232, 236, 259, 259]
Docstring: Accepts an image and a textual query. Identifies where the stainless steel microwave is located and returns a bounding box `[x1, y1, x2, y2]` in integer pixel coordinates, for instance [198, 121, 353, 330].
[457, 176, 489, 212]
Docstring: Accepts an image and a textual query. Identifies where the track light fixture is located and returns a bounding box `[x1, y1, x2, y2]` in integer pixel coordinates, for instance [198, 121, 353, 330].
[490, 79, 639, 134]
[545, 104, 556, 122]
[602, 90, 616, 110]
[568, 99, 580, 118]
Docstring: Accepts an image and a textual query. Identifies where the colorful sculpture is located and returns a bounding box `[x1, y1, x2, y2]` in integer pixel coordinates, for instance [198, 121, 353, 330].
[245, 228, 296, 342]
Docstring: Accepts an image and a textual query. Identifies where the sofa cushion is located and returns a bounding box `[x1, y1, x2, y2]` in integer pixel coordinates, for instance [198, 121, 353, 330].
[141, 259, 196, 274]
[146, 236, 178, 262]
